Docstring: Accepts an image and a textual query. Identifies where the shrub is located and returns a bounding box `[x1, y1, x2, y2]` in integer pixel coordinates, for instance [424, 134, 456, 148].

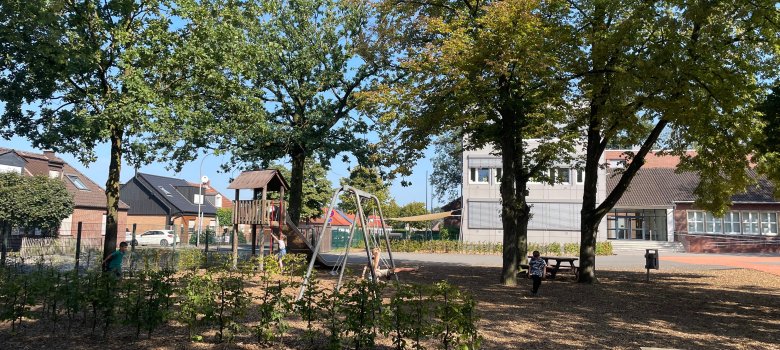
[563, 243, 579, 256]
[546, 243, 561, 255]
[596, 241, 613, 256]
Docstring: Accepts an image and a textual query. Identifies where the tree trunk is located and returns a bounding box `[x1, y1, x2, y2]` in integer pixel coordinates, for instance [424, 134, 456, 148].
[1, 222, 7, 266]
[499, 108, 519, 286]
[287, 148, 306, 226]
[102, 126, 123, 260]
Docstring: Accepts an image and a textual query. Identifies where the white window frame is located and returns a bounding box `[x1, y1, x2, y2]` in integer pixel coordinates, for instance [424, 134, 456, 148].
[723, 211, 741, 234]
[704, 212, 722, 234]
[549, 168, 570, 185]
[575, 169, 585, 185]
[66, 174, 90, 191]
[759, 212, 778, 236]
[741, 211, 760, 235]
[494, 168, 502, 184]
[687, 211, 705, 233]
[0, 164, 22, 174]
[469, 167, 491, 184]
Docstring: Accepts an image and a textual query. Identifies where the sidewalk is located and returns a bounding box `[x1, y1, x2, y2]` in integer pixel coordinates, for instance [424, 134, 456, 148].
[321, 251, 780, 276]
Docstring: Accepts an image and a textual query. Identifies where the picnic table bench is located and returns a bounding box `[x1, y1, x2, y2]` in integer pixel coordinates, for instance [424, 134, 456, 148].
[539, 256, 578, 278]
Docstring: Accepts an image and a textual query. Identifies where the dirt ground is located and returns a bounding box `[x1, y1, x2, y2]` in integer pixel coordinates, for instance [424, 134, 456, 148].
[1, 263, 778, 350]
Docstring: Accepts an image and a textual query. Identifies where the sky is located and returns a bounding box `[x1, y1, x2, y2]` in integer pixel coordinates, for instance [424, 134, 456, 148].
[2, 135, 441, 208]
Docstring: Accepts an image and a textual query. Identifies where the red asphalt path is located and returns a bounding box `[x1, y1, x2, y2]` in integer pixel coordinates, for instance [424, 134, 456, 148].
[662, 255, 780, 276]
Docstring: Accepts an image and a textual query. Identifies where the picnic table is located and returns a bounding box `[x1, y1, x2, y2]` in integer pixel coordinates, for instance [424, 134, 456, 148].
[538, 256, 579, 278]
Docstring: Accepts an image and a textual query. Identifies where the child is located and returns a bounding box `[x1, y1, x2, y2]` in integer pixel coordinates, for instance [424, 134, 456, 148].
[362, 247, 418, 280]
[269, 232, 286, 269]
[102, 241, 128, 278]
[528, 250, 547, 296]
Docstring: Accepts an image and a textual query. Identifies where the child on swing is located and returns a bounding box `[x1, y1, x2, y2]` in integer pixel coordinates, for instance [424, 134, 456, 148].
[362, 247, 418, 280]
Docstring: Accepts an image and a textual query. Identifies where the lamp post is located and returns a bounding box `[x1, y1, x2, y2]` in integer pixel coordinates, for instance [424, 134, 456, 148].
[197, 174, 209, 247]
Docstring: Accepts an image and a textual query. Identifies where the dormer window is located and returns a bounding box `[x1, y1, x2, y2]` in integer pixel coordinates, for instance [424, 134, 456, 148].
[66, 174, 89, 190]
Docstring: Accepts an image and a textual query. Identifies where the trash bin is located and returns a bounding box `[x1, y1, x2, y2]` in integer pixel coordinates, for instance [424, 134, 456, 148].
[645, 249, 659, 270]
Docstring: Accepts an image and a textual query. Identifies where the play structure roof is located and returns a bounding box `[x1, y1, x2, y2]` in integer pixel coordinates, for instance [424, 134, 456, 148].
[228, 170, 289, 191]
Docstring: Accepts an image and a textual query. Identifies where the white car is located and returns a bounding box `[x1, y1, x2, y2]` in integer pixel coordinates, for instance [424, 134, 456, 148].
[126, 230, 177, 247]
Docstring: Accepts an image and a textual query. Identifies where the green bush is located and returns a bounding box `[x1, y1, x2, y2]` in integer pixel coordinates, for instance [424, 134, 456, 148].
[596, 241, 613, 256]
[563, 243, 579, 256]
[546, 243, 561, 255]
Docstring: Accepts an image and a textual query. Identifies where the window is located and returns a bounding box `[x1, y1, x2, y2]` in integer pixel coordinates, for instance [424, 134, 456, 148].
[704, 212, 722, 233]
[467, 201, 502, 229]
[687, 211, 705, 233]
[723, 212, 741, 234]
[469, 168, 490, 184]
[215, 194, 223, 208]
[0, 164, 22, 174]
[576, 169, 585, 184]
[549, 168, 570, 184]
[66, 174, 89, 190]
[194, 194, 204, 204]
[741, 211, 760, 235]
[158, 186, 173, 196]
[494, 168, 502, 184]
[760, 212, 778, 235]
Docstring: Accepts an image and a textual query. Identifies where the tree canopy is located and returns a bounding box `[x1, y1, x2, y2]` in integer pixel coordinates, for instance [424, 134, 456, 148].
[0, 0, 211, 259]
[430, 130, 463, 203]
[269, 160, 334, 221]
[0, 173, 74, 233]
[339, 166, 391, 215]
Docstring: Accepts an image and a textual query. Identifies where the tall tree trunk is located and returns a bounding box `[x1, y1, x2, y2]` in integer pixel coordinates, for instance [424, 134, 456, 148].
[515, 169, 530, 268]
[288, 148, 306, 226]
[103, 126, 123, 260]
[1, 222, 7, 266]
[499, 110, 519, 286]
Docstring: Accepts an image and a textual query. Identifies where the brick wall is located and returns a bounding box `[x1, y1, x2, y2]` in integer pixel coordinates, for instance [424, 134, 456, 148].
[67, 208, 127, 241]
[680, 234, 780, 253]
[126, 215, 168, 231]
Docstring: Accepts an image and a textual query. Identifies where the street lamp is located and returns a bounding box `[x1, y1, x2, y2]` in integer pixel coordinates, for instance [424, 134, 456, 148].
[197, 174, 209, 247]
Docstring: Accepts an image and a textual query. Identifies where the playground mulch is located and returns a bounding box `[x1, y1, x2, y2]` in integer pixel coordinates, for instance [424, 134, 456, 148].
[1, 263, 779, 350]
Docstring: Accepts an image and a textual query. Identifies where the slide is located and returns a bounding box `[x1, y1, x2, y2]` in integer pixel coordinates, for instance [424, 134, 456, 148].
[283, 216, 334, 268]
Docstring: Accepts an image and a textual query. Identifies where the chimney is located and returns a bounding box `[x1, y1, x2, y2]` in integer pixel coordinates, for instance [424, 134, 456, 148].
[43, 150, 56, 159]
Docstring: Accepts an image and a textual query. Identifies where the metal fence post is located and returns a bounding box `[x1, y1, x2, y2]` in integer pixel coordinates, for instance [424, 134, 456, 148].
[74, 222, 82, 271]
[130, 224, 137, 275]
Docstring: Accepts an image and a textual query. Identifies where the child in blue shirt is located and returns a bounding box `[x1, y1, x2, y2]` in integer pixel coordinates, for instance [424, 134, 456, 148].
[528, 250, 547, 296]
[102, 241, 128, 278]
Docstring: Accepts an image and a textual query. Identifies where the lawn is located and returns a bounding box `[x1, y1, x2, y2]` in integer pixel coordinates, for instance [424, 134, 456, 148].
[0, 262, 778, 350]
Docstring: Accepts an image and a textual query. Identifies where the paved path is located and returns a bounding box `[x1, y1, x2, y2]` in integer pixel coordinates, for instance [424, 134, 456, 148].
[320, 251, 780, 275]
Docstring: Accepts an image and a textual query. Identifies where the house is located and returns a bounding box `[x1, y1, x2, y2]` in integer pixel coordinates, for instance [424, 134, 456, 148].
[0, 147, 129, 240]
[606, 151, 780, 253]
[460, 142, 608, 244]
[120, 173, 217, 242]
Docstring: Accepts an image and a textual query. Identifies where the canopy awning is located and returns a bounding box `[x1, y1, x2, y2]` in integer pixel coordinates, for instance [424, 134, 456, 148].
[387, 211, 457, 222]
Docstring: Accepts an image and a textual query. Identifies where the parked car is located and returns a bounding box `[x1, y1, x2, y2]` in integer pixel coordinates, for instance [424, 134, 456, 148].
[125, 229, 177, 247]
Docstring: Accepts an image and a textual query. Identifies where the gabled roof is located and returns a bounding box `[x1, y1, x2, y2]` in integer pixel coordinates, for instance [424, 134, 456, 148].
[228, 170, 289, 192]
[0, 147, 128, 210]
[308, 208, 353, 226]
[136, 173, 217, 215]
[608, 168, 778, 207]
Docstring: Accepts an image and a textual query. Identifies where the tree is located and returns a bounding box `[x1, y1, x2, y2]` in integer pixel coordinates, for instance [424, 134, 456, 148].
[430, 130, 463, 203]
[339, 166, 391, 215]
[376, 0, 579, 286]
[0, 173, 74, 264]
[756, 84, 780, 194]
[195, 0, 396, 226]
[0, 0, 208, 260]
[216, 207, 233, 228]
[571, 0, 779, 283]
[269, 160, 334, 221]
[398, 202, 428, 230]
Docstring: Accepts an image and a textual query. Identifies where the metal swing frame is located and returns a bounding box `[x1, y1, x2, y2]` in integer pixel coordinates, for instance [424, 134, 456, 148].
[297, 185, 397, 301]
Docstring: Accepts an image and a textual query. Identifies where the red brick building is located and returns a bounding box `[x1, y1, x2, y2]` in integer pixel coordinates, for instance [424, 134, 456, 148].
[0, 148, 128, 241]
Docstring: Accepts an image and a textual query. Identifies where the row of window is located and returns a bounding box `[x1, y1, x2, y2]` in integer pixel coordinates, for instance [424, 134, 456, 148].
[687, 211, 778, 235]
[469, 167, 585, 185]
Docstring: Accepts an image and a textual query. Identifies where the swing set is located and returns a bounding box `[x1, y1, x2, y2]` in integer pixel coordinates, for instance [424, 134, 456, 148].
[297, 185, 398, 301]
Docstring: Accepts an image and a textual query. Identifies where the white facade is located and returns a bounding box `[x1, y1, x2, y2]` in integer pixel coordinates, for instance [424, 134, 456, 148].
[461, 142, 608, 244]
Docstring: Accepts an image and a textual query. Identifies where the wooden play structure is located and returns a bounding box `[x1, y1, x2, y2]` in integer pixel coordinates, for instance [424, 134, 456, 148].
[227, 170, 332, 266]
[297, 185, 397, 300]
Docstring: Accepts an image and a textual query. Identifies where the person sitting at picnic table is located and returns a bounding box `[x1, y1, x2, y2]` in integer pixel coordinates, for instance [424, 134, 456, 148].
[528, 250, 547, 296]
[362, 247, 418, 280]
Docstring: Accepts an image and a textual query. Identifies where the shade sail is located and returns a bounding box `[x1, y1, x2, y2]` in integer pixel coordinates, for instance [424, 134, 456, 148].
[387, 211, 456, 222]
